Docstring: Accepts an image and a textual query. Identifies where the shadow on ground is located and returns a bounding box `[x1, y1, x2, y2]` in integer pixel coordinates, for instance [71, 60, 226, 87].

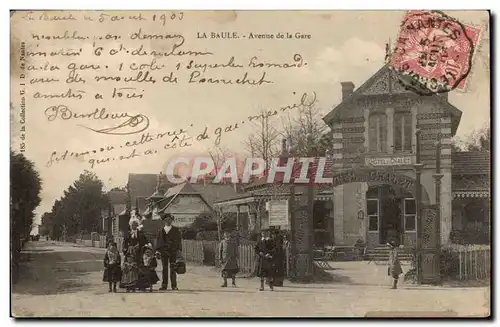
[13, 248, 104, 296]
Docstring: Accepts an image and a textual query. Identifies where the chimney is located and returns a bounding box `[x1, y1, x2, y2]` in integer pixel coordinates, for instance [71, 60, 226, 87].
[282, 139, 287, 152]
[341, 81, 355, 100]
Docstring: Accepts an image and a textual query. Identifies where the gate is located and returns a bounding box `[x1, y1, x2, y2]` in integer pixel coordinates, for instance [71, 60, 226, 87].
[419, 204, 440, 284]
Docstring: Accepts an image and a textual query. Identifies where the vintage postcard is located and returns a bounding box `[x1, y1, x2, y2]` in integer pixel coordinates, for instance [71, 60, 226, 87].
[10, 10, 491, 318]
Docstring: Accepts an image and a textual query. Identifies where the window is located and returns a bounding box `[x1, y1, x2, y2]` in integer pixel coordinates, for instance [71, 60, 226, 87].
[369, 113, 387, 153]
[404, 198, 417, 231]
[367, 199, 379, 231]
[394, 112, 412, 152]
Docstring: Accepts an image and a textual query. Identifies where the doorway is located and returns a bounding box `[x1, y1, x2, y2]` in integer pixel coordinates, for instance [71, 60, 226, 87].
[366, 184, 403, 245]
[380, 197, 402, 244]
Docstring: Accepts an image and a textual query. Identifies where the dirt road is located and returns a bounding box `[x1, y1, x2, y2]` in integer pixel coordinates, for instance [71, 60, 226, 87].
[11, 241, 490, 317]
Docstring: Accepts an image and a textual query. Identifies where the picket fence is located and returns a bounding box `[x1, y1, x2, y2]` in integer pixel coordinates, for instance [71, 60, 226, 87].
[448, 244, 491, 281]
[181, 240, 291, 276]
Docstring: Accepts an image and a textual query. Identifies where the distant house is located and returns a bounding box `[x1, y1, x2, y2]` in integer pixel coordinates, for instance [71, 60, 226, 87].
[106, 190, 128, 237]
[127, 172, 241, 242]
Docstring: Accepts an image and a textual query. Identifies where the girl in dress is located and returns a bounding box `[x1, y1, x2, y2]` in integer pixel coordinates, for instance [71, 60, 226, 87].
[387, 240, 403, 289]
[103, 241, 121, 292]
[121, 245, 140, 292]
[138, 243, 160, 292]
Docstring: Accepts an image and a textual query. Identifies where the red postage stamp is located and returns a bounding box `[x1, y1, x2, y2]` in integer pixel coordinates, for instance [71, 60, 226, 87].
[390, 10, 482, 95]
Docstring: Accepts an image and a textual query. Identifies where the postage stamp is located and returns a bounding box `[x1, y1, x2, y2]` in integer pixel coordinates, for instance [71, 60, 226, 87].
[390, 10, 482, 95]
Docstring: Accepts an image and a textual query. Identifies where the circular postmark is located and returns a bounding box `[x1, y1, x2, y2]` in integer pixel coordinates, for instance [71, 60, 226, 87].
[390, 10, 477, 95]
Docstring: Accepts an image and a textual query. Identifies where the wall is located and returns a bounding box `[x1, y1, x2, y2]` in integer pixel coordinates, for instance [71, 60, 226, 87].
[328, 76, 455, 247]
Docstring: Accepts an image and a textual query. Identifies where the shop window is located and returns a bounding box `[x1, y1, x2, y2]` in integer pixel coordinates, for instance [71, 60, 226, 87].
[367, 198, 379, 231]
[394, 112, 412, 152]
[404, 198, 416, 231]
[369, 113, 387, 153]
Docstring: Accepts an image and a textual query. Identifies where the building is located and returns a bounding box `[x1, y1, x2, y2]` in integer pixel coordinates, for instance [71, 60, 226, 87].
[215, 64, 490, 249]
[106, 189, 128, 237]
[450, 151, 490, 244]
[322, 64, 489, 248]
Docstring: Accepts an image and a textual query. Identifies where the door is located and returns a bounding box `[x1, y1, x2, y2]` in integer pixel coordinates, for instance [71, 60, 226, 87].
[379, 197, 402, 244]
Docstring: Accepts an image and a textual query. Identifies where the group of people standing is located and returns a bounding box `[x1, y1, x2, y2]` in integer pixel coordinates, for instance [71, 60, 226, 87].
[102, 212, 183, 292]
[218, 228, 288, 291]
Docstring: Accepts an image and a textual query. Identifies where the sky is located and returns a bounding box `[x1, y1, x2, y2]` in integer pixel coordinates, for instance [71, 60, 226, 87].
[9, 10, 490, 226]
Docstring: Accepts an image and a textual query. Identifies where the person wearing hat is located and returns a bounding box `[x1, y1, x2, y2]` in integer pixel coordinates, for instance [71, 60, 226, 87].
[387, 239, 403, 289]
[254, 229, 277, 291]
[154, 212, 182, 291]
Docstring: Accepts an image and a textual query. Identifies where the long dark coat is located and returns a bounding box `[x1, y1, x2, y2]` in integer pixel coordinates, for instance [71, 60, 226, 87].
[219, 239, 239, 277]
[103, 250, 122, 282]
[123, 229, 148, 262]
[254, 238, 276, 278]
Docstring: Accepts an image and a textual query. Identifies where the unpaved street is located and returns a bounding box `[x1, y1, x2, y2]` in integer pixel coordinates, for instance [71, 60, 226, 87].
[11, 241, 490, 317]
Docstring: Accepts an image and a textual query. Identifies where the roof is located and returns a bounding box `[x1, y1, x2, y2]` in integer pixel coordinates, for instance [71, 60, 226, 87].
[190, 183, 240, 207]
[322, 64, 463, 135]
[452, 151, 491, 175]
[128, 173, 182, 208]
[108, 190, 127, 205]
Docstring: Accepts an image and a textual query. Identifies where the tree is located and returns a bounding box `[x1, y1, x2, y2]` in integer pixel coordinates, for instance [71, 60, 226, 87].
[466, 125, 490, 152]
[243, 110, 281, 171]
[45, 170, 108, 239]
[207, 143, 232, 177]
[280, 101, 329, 156]
[11, 151, 42, 280]
[451, 125, 490, 153]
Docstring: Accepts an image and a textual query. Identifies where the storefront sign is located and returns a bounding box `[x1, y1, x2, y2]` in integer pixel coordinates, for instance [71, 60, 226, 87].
[268, 200, 289, 227]
[365, 156, 412, 166]
[331, 170, 415, 191]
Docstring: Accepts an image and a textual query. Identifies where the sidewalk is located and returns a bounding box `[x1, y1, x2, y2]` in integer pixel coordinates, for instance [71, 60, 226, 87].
[11, 241, 490, 317]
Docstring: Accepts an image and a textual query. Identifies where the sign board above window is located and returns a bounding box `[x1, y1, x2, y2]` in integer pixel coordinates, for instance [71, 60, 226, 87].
[365, 156, 412, 167]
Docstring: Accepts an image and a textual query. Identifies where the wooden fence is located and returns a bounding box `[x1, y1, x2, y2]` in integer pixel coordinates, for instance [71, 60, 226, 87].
[447, 244, 491, 281]
[182, 239, 291, 276]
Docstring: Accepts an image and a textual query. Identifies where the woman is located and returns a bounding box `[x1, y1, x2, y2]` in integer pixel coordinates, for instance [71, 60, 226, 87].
[120, 216, 148, 291]
[387, 240, 403, 289]
[254, 229, 276, 291]
[219, 230, 239, 287]
[122, 216, 148, 262]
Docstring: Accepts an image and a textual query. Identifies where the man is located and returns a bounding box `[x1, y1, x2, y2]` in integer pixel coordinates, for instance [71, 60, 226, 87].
[155, 213, 182, 291]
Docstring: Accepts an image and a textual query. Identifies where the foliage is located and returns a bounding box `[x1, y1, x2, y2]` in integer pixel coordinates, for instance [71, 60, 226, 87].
[11, 151, 42, 280]
[452, 125, 490, 152]
[280, 102, 330, 156]
[179, 227, 198, 240]
[243, 110, 281, 168]
[190, 212, 219, 232]
[39, 170, 107, 239]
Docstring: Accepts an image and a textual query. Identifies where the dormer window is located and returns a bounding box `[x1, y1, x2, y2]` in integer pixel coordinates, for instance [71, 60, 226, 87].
[369, 113, 387, 153]
[394, 112, 412, 152]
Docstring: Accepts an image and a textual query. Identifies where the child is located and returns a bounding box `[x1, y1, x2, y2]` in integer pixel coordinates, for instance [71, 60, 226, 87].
[387, 240, 403, 289]
[254, 229, 276, 291]
[219, 230, 239, 287]
[103, 241, 121, 292]
[138, 243, 160, 292]
[121, 245, 140, 292]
